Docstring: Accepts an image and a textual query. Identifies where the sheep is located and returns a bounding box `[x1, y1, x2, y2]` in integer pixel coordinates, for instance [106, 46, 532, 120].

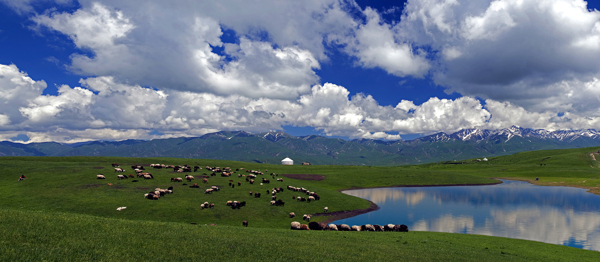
[351, 225, 362, 231]
[277, 178, 283, 182]
[272, 195, 277, 200]
[275, 200, 285, 206]
[204, 189, 213, 194]
[362, 224, 376, 231]
[117, 174, 127, 180]
[291, 221, 301, 230]
[114, 168, 125, 172]
[111, 163, 119, 167]
[227, 200, 233, 206]
[185, 175, 194, 181]
[254, 192, 261, 198]
[300, 224, 310, 231]
[328, 224, 338, 231]
[211, 186, 220, 191]
[308, 222, 323, 230]
[308, 196, 315, 202]
[116, 207, 127, 211]
[190, 183, 199, 188]
[203, 202, 209, 206]
[200, 204, 205, 210]
[373, 225, 384, 232]
[209, 203, 215, 209]
[128, 174, 135, 178]
[171, 177, 183, 182]
[399, 224, 409, 232]
[249, 191, 253, 196]
[96, 174, 105, 179]
[270, 201, 276, 205]
[324, 207, 328, 212]
[289, 212, 295, 218]
[143, 174, 153, 179]
[202, 178, 208, 183]
[243, 220, 248, 227]
[303, 214, 311, 222]
[338, 224, 351, 231]
[384, 224, 395, 231]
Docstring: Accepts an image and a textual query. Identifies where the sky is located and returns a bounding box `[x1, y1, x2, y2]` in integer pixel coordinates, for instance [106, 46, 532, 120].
[1, 0, 600, 143]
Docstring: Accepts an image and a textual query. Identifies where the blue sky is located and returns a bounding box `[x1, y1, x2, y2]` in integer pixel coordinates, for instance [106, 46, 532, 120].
[1, 0, 600, 143]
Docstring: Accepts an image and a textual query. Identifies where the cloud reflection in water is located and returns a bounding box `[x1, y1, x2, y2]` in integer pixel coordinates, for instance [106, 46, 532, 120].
[337, 180, 600, 251]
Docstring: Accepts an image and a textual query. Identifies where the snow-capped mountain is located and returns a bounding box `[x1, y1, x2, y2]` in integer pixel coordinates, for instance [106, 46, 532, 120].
[446, 126, 600, 142]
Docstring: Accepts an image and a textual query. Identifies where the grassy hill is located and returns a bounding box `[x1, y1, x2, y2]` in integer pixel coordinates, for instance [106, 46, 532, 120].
[2, 146, 600, 260]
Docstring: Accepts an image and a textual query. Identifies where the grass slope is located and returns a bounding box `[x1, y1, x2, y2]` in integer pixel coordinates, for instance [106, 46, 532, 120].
[1, 209, 598, 262]
[2, 146, 600, 260]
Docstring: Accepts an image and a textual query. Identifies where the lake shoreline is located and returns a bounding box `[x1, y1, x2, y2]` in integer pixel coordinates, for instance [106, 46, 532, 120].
[314, 179, 504, 224]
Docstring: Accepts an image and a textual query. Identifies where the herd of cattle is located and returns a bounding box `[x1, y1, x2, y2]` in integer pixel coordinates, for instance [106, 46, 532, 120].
[95, 163, 408, 231]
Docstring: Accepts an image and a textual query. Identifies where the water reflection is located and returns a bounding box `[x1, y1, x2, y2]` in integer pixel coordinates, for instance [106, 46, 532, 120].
[345, 188, 425, 205]
[335, 180, 600, 251]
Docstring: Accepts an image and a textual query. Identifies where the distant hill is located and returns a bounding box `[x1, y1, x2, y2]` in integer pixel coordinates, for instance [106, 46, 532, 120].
[2, 126, 600, 165]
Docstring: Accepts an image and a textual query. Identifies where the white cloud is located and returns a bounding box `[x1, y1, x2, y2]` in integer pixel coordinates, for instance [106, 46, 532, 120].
[3, 62, 600, 142]
[32, 2, 322, 100]
[340, 7, 431, 78]
[400, 0, 600, 115]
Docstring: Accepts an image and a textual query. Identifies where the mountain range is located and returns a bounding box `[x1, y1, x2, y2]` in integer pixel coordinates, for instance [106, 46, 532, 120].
[2, 126, 600, 165]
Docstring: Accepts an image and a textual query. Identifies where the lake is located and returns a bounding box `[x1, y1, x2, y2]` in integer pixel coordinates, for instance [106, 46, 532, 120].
[335, 180, 600, 251]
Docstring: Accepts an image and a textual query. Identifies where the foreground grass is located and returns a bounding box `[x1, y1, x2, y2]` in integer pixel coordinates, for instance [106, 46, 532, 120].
[2, 147, 600, 259]
[1, 209, 598, 262]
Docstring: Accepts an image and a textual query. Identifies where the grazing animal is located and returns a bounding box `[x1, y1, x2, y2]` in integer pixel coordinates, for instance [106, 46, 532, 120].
[117, 174, 127, 180]
[303, 214, 311, 222]
[328, 224, 338, 231]
[96, 174, 105, 179]
[185, 175, 194, 182]
[384, 224, 395, 231]
[300, 224, 310, 231]
[254, 192, 261, 198]
[289, 212, 295, 218]
[202, 178, 208, 183]
[308, 222, 323, 230]
[128, 174, 135, 178]
[200, 204, 205, 210]
[338, 224, 351, 231]
[270, 200, 276, 205]
[373, 225, 383, 232]
[324, 207, 328, 212]
[290, 221, 301, 230]
[351, 225, 361, 231]
[399, 224, 409, 232]
[107, 183, 113, 186]
[209, 203, 215, 209]
[111, 163, 119, 167]
[116, 207, 127, 211]
[190, 183, 199, 188]
[249, 191, 253, 196]
[143, 174, 153, 179]
[204, 189, 213, 194]
[243, 220, 248, 227]
[171, 177, 183, 182]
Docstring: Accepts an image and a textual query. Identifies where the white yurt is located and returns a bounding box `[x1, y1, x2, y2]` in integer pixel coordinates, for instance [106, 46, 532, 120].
[281, 157, 294, 165]
[483, 158, 488, 161]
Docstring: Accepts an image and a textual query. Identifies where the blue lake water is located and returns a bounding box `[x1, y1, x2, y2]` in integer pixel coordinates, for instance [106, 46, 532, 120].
[334, 180, 600, 251]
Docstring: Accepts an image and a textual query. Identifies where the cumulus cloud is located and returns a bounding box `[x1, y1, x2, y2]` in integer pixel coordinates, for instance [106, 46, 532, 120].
[3, 62, 600, 142]
[341, 7, 431, 77]
[32, 2, 321, 100]
[399, 0, 600, 115]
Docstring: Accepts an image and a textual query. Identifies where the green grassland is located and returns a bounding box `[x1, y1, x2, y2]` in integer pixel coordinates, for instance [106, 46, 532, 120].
[1, 147, 600, 261]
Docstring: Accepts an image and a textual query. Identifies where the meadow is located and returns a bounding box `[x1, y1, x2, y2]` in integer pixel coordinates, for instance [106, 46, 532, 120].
[1, 147, 600, 261]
